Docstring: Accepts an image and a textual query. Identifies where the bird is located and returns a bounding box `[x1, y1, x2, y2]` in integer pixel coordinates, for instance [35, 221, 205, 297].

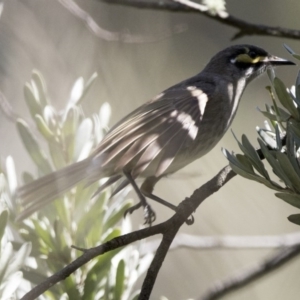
[17, 44, 295, 224]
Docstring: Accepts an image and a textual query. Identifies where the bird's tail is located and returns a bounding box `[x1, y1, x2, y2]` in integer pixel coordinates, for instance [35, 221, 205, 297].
[16, 158, 91, 221]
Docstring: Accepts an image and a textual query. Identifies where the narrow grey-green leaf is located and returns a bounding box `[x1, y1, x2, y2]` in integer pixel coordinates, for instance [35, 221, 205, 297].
[275, 106, 291, 121]
[0, 242, 13, 283]
[276, 152, 300, 192]
[0, 209, 8, 241]
[76, 72, 98, 106]
[258, 109, 278, 121]
[32, 70, 49, 107]
[24, 83, 42, 119]
[236, 154, 255, 174]
[241, 134, 269, 179]
[5, 242, 31, 278]
[283, 44, 295, 55]
[275, 124, 282, 150]
[257, 139, 291, 187]
[295, 71, 300, 106]
[288, 214, 300, 225]
[276, 193, 300, 209]
[48, 141, 66, 169]
[35, 114, 54, 140]
[6, 156, 17, 196]
[16, 118, 52, 174]
[274, 77, 299, 119]
[256, 129, 277, 149]
[292, 54, 300, 61]
[114, 260, 125, 300]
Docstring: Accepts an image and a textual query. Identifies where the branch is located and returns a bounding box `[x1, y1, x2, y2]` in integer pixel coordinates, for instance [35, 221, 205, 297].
[99, 0, 300, 40]
[200, 244, 300, 300]
[139, 165, 235, 299]
[57, 0, 187, 43]
[20, 165, 236, 300]
[141, 231, 300, 254]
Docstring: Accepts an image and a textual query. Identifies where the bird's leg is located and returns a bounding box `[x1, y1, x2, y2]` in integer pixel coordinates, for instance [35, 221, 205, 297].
[140, 177, 194, 225]
[123, 171, 156, 225]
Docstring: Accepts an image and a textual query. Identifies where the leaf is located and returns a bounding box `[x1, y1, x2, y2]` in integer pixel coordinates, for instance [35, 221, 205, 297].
[35, 114, 54, 140]
[256, 129, 277, 149]
[232, 132, 269, 178]
[274, 77, 299, 120]
[31, 70, 49, 107]
[224, 148, 283, 191]
[114, 260, 125, 300]
[5, 242, 31, 278]
[293, 54, 300, 61]
[288, 214, 300, 225]
[241, 134, 269, 179]
[257, 139, 286, 180]
[295, 70, 300, 106]
[276, 193, 300, 209]
[76, 72, 98, 106]
[99, 102, 111, 128]
[283, 44, 295, 55]
[258, 109, 278, 121]
[5, 156, 17, 196]
[0, 209, 8, 242]
[16, 118, 52, 174]
[276, 152, 300, 192]
[74, 118, 93, 161]
[1, 271, 23, 299]
[0, 242, 13, 283]
[23, 83, 43, 119]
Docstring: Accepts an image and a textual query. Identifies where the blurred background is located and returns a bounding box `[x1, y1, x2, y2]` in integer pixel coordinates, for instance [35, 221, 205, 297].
[1, 0, 300, 299]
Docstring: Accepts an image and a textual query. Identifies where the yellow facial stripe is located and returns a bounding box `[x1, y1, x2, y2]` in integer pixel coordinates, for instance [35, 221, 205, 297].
[235, 53, 266, 64]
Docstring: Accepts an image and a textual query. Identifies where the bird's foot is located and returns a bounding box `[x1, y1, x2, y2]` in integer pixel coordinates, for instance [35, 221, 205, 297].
[185, 214, 194, 225]
[124, 202, 156, 226]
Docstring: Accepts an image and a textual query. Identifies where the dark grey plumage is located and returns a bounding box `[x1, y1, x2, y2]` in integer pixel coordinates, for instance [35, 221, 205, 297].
[17, 45, 295, 222]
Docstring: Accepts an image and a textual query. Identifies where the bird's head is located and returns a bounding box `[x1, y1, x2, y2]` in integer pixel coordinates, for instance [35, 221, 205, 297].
[204, 44, 295, 83]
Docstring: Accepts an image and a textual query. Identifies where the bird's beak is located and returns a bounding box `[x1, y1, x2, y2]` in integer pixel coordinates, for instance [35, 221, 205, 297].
[266, 55, 296, 66]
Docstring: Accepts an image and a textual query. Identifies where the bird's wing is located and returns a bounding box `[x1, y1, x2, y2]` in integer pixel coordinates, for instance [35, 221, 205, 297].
[92, 84, 212, 177]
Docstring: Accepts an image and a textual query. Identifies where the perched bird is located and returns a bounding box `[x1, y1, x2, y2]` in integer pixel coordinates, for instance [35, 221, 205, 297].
[17, 45, 294, 223]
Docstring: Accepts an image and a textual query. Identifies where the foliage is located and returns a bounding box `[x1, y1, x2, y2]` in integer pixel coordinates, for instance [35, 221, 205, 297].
[224, 46, 300, 226]
[0, 172, 31, 300]
[0, 71, 153, 299]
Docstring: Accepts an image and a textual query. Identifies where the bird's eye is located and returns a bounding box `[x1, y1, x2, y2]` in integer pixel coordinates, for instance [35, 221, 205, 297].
[248, 51, 257, 59]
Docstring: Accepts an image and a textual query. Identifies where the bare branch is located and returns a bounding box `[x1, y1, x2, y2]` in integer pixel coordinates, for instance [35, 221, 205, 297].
[141, 232, 300, 254]
[139, 165, 236, 299]
[99, 0, 300, 40]
[57, 0, 187, 43]
[20, 165, 236, 300]
[200, 244, 300, 300]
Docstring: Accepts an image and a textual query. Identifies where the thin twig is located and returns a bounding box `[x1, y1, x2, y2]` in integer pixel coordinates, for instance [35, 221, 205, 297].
[57, 0, 187, 43]
[141, 231, 300, 254]
[99, 0, 300, 40]
[200, 244, 300, 300]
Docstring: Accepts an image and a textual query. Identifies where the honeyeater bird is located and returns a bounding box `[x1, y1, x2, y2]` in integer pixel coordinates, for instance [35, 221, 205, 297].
[17, 45, 295, 223]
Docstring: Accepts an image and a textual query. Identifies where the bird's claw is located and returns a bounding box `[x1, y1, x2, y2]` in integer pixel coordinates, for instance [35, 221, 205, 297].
[124, 203, 156, 226]
[124, 202, 142, 218]
[143, 204, 156, 226]
[185, 214, 194, 225]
